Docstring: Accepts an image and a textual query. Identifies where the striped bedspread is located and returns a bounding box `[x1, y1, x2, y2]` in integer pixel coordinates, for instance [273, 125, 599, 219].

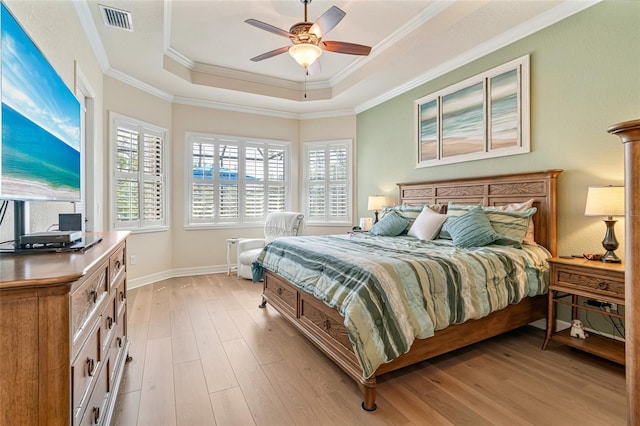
[254, 233, 551, 378]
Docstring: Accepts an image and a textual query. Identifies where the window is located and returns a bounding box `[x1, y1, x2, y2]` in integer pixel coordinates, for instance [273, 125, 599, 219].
[303, 140, 352, 225]
[110, 113, 167, 231]
[187, 133, 289, 226]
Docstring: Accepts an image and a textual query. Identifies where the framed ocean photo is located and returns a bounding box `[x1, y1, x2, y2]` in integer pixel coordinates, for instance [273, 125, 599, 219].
[418, 98, 438, 162]
[416, 55, 529, 168]
[489, 68, 520, 150]
[441, 81, 485, 158]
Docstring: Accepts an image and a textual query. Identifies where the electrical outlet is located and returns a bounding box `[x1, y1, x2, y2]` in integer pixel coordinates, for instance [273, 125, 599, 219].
[130, 255, 137, 265]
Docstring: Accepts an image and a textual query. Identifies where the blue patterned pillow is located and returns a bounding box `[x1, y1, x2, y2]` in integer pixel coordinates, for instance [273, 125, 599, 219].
[369, 210, 409, 236]
[439, 202, 536, 243]
[445, 206, 498, 248]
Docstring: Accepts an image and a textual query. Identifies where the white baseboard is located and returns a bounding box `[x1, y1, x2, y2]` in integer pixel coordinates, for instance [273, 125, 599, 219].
[127, 264, 228, 289]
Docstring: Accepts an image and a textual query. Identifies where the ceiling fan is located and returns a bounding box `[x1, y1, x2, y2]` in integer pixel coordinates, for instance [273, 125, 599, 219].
[245, 0, 372, 74]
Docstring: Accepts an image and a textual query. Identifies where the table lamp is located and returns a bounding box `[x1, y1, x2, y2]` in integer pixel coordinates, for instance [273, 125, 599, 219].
[584, 185, 625, 263]
[367, 195, 387, 224]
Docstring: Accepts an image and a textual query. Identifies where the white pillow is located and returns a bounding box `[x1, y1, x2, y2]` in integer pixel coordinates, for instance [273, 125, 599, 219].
[408, 206, 448, 240]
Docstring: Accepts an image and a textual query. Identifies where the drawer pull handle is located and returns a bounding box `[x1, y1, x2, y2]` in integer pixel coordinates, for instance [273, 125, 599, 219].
[89, 290, 97, 304]
[117, 337, 123, 348]
[598, 282, 609, 290]
[107, 316, 114, 329]
[120, 291, 125, 302]
[87, 358, 96, 376]
[323, 319, 331, 330]
[92, 406, 100, 425]
[115, 260, 121, 270]
[276, 287, 283, 296]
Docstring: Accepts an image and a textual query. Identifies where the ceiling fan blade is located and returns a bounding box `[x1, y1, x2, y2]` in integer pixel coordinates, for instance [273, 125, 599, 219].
[322, 41, 372, 56]
[309, 6, 346, 39]
[250, 46, 290, 62]
[307, 59, 321, 75]
[245, 19, 292, 38]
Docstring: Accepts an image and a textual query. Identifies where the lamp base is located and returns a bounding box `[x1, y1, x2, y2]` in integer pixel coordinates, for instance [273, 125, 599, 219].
[374, 211, 380, 224]
[601, 219, 621, 263]
[601, 250, 621, 263]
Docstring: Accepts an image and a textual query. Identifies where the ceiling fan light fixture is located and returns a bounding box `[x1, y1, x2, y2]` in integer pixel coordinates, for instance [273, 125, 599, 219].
[289, 43, 322, 67]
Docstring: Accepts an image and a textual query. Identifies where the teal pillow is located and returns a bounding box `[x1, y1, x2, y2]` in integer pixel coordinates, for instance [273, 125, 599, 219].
[369, 210, 409, 236]
[485, 207, 536, 243]
[439, 202, 536, 243]
[446, 206, 498, 248]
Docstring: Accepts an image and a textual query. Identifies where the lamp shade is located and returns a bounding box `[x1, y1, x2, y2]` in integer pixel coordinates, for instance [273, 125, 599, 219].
[584, 186, 625, 217]
[288, 43, 322, 67]
[367, 195, 387, 211]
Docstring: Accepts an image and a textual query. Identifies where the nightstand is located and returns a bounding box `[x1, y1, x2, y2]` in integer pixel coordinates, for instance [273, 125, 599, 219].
[543, 257, 625, 364]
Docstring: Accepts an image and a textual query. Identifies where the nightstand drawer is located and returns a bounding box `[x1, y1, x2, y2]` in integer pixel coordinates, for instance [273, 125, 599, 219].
[556, 269, 624, 297]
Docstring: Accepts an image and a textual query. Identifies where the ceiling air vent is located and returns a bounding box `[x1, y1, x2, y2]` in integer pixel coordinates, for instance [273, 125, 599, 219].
[99, 5, 133, 32]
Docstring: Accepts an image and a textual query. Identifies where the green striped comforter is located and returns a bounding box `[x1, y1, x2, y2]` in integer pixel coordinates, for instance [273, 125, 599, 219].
[254, 234, 551, 378]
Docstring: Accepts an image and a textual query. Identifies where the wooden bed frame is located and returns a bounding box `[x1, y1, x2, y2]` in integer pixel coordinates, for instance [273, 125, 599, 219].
[260, 170, 562, 411]
[607, 119, 640, 423]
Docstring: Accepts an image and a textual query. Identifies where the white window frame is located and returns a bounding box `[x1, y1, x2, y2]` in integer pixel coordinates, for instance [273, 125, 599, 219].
[185, 132, 291, 229]
[302, 139, 353, 226]
[109, 112, 168, 232]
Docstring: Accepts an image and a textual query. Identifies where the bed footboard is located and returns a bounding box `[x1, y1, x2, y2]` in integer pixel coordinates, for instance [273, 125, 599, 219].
[261, 269, 547, 411]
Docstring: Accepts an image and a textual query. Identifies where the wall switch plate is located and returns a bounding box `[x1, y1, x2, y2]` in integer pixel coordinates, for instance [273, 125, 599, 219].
[130, 255, 137, 265]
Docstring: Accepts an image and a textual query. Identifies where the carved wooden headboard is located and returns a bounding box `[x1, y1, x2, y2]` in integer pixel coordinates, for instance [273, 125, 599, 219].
[398, 170, 562, 256]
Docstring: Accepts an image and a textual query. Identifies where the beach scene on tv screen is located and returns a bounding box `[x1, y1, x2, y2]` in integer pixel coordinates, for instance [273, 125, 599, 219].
[0, 4, 81, 201]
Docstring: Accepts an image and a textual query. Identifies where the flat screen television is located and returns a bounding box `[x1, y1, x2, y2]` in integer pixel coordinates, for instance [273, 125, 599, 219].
[0, 2, 81, 202]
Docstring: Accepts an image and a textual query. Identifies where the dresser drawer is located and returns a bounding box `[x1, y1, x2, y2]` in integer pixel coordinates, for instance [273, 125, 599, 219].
[113, 272, 126, 318]
[555, 268, 624, 298]
[110, 307, 127, 389]
[72, 316, 102, 426]
[101, 293, 117, 356]
[78, 354, 110, 426]
[109, 244, 126, 290]
[71, 265, 109, 349]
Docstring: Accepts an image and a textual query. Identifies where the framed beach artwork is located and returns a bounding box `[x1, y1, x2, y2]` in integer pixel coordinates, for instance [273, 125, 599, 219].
[416, 55, 530, 168]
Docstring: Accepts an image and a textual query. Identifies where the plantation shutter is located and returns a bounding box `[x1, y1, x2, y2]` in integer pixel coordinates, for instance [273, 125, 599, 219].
[218, 143, 240, 221]
[304, 140, 352, 225]
[267, 147, 286, 212]
[111, 114, 167, 230]
[191, 139, 215, 221]
[115, 124, 140, 224]
[142, 131, 164, 226]
[187, 134, 290, 226]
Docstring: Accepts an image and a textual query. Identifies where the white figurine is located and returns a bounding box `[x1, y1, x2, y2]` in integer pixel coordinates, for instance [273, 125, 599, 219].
[570, 319, 589, 339]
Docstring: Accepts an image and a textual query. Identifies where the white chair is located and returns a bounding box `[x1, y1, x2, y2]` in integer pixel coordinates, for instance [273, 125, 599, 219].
[237, 211, 304, 279]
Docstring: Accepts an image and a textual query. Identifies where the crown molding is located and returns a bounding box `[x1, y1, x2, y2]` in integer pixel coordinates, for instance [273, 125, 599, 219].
[72, 0, 110, 72]
[355, 0, 601, 113]
[106, 68, 174, 102]
[173, 96, 298, 119]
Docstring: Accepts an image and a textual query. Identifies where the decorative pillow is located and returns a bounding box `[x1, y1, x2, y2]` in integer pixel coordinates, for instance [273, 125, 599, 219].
[407, 206, 448, 240]
[491, 199, 536, 245]
[381, 204, 446, 233]
[369, 210, 410, 237]
[485, 207, 536, 244]
[439, 202, 536, 244]
[445, 206, 498, 248]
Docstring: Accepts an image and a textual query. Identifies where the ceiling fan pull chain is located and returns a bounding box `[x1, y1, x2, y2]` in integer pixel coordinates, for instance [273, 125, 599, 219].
[304, 68, 308, 99]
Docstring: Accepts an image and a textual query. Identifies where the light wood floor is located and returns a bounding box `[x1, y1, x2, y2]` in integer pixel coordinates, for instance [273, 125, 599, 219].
[112, 273, 626, 426]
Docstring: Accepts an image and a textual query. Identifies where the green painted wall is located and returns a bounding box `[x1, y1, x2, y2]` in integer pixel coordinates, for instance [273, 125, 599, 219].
[356, 1, 640, 260]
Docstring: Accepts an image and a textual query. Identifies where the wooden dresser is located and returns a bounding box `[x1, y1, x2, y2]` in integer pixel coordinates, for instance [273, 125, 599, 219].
[0, 232, 130, 425]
